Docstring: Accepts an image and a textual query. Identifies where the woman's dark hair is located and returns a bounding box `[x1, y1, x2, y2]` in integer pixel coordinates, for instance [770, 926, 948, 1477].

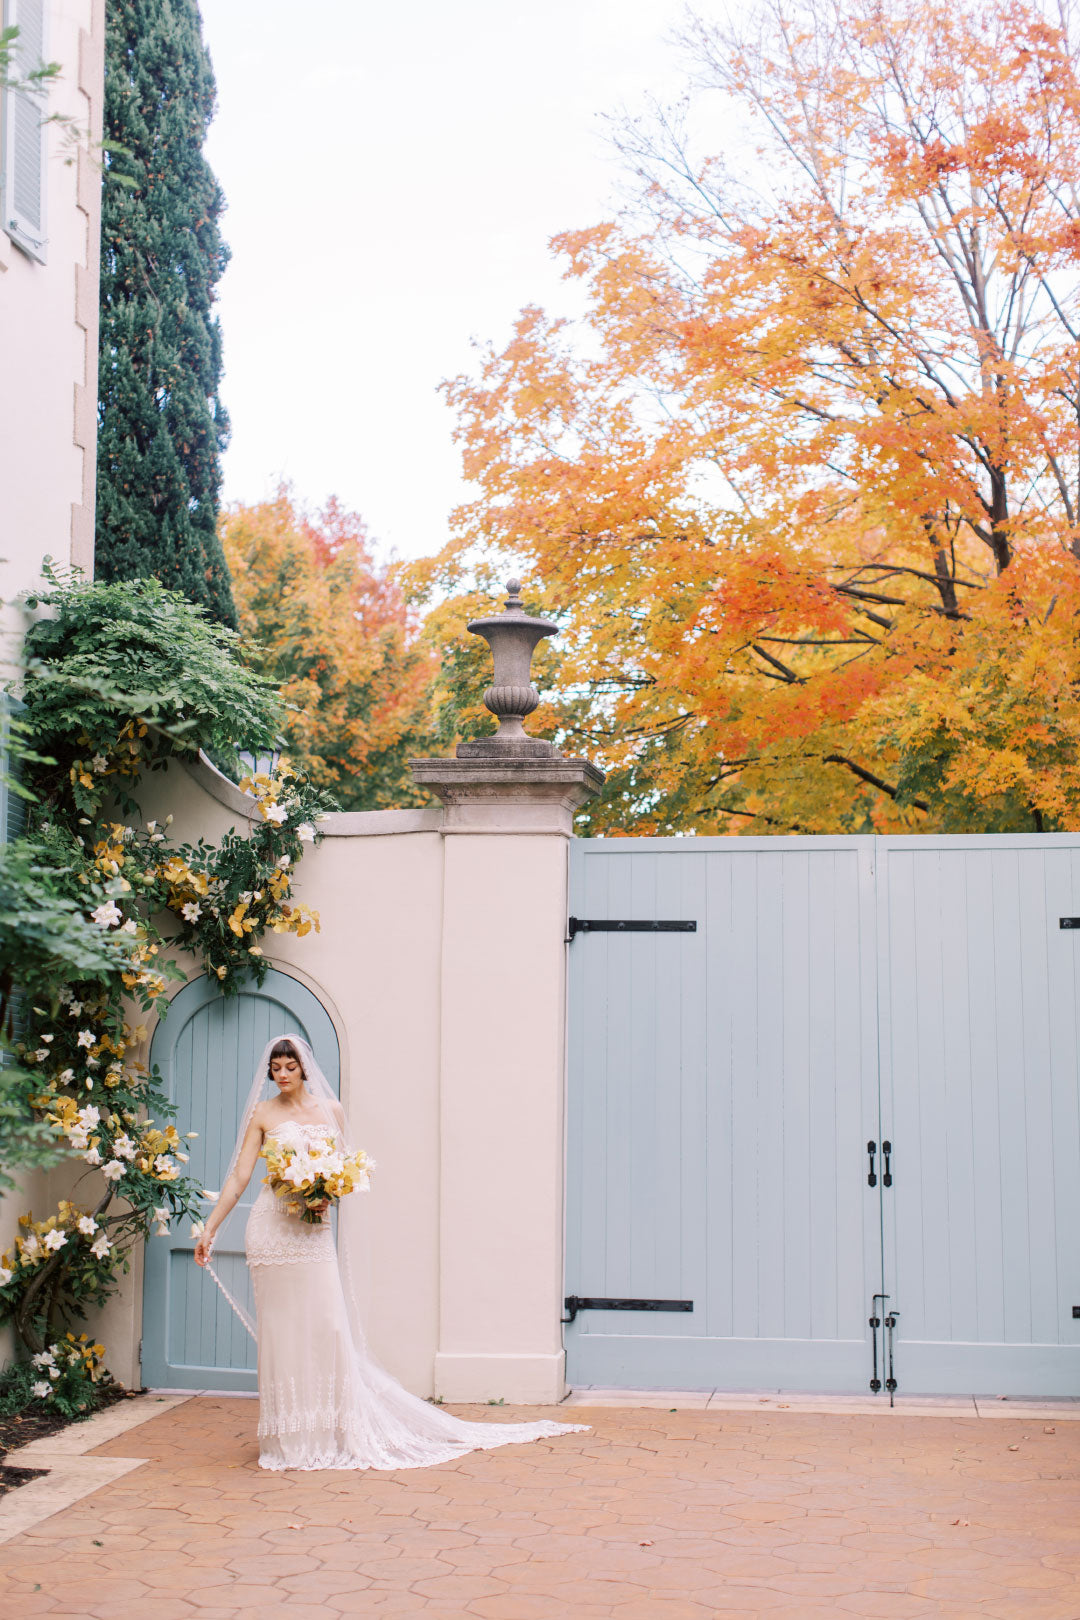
[268, 1038, 306, 1079]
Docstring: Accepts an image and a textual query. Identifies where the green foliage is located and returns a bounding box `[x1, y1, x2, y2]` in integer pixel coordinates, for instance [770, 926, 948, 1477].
[0, 22, 60, 94]
[0, 834, 139, 999]
[0, 1335, 110, 1421]
[1, 574, 332, 1356]
[0, 1068, 63, 1197]
[21, 567, 281, 818]
[95, 0, 235, 625]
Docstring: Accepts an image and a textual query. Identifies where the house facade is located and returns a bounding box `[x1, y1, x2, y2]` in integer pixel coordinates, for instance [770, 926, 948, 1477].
[0, 0, 103, 679]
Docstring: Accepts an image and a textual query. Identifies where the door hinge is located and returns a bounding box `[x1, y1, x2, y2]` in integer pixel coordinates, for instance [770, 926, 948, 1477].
[568, 918, 697, 941]
[563, 1295, 694, 1324]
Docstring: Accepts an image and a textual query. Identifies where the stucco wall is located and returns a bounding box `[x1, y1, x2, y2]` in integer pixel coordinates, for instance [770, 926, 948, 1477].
[123, 754, 575, 1401]
[0, 0, 104, 680]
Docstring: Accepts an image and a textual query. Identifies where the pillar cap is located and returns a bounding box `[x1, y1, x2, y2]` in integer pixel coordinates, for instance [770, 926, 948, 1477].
[409, 755, 604, 835]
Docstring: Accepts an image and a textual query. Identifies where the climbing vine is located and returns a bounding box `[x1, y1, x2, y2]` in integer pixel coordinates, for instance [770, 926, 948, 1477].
[0, 569, 332, 1361]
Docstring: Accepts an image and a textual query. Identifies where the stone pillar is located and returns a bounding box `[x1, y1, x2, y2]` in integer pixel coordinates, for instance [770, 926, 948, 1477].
[411, 583, 602, 1403]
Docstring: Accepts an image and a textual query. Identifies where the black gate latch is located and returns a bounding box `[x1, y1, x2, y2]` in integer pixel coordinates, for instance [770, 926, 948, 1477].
[562, 1296, 694, 1324]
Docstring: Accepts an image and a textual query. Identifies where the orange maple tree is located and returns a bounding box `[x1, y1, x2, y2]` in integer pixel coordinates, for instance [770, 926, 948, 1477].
[222, 488, 436, 810]
[418, 0, 1080, 834]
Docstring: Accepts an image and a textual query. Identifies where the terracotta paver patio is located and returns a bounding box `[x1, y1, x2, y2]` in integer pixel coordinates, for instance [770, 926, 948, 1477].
[1, 1394, 1079, 1619]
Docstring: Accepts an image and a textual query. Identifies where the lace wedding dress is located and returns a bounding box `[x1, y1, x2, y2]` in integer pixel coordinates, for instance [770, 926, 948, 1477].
[242, 1116, 587, 1472]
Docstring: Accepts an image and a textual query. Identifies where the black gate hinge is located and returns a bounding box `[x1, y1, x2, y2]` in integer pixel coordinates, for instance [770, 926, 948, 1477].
[568, 918, 697, 941]
[562, 1296, 694, 1324]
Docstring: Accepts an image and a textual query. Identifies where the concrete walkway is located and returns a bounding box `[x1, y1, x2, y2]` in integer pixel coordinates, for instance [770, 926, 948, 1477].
[1, 1393, 1079, 1618]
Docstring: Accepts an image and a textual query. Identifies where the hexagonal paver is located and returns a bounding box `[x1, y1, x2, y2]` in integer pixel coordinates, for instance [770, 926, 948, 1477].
[0, 1397, 1078, 1617]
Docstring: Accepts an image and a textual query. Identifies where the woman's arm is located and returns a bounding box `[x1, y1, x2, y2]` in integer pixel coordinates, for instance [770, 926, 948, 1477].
[194, 1111, 266, 1267]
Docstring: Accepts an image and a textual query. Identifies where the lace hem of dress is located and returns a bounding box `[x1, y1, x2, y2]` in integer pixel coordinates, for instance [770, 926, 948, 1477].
[256, 1419, 591, 1471]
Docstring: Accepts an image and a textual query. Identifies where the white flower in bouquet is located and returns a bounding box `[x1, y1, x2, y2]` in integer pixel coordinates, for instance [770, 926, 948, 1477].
[297, 823, 316, 843]
[76, 1029, 95, 1048]
[43, 1229, 67, 1253]
[83, 1145, 102, 1166]
[31, 1381, 52, 1400]
[102, 1160, 126, 1182]
[32, 1350, 55, 1368]
[91, 901, 122, 928]
[112, 1133, 137, 1161]
[0, 1267, 12, 1286]
[264, 804, 288, 825]
[77, 1216, 98, 1236]
[181, 902, 202, 922]
[90, 1231, 112, 1259]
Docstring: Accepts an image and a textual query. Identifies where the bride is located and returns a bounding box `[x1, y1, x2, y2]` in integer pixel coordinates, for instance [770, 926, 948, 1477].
[194, 1033, 586, 1471]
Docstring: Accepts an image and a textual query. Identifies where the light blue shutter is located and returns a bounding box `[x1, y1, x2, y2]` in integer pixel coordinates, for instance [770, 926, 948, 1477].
[0, 696, 28, 844]
[2, 0, 48, 262]
[0, 695, 28, 1061]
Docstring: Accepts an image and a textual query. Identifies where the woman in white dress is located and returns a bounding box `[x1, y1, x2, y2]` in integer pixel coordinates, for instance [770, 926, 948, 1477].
[194, 1034, 586, 1471]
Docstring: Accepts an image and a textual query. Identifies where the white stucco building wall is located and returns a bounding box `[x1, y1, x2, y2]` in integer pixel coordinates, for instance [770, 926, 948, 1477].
[0, 0, 104, 679]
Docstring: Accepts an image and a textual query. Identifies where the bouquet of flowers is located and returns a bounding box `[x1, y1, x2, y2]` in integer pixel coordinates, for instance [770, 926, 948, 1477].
[260, 1134, 375, 1224]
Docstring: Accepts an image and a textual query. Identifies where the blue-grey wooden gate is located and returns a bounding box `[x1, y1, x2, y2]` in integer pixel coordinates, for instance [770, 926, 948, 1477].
[565, 834, 1080, 1397]
[877, 837, 1080, 1395]
[141, 970, 339, 1391]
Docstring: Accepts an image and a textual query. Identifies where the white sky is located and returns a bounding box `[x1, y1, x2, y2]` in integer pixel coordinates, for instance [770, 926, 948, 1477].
[199, 0, 690, 562]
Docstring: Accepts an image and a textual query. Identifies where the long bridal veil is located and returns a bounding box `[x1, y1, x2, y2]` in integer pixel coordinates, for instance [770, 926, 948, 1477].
[202, 1032, 588, 1470]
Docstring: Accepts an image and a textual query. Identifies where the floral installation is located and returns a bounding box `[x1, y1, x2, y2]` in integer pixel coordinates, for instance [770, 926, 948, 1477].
[1, 570, 334, 1362]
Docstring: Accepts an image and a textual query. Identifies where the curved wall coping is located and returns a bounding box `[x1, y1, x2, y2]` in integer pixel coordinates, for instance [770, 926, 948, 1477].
[183, 751, 445, 837]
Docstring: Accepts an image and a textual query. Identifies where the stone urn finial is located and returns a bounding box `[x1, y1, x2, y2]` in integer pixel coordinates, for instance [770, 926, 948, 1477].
[456, 579, 558, 759]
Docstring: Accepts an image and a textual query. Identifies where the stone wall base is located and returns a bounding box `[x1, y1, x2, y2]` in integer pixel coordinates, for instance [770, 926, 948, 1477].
[433, 1350, 567, 1406]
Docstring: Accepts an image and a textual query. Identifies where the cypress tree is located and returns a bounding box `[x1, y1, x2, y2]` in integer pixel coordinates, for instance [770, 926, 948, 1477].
[95, 0, 236, 626]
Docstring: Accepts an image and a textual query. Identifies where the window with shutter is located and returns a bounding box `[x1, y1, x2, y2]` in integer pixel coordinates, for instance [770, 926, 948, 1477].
[1, 0, 48, 262]
[0, 695, 28, 844]
[0, 695, 28, 1064]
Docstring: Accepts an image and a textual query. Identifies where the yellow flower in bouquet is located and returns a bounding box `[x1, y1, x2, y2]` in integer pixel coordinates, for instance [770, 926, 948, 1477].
[260, 1135, 375, 1224]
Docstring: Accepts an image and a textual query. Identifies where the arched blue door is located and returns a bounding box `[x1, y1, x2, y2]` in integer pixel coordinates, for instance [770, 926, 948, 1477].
[141, 971, 340, 1390]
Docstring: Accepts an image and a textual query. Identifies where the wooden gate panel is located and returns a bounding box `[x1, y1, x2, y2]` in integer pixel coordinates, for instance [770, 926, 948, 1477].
[566, 838, 878, 1392]
[878, 839, 1080, 1394]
